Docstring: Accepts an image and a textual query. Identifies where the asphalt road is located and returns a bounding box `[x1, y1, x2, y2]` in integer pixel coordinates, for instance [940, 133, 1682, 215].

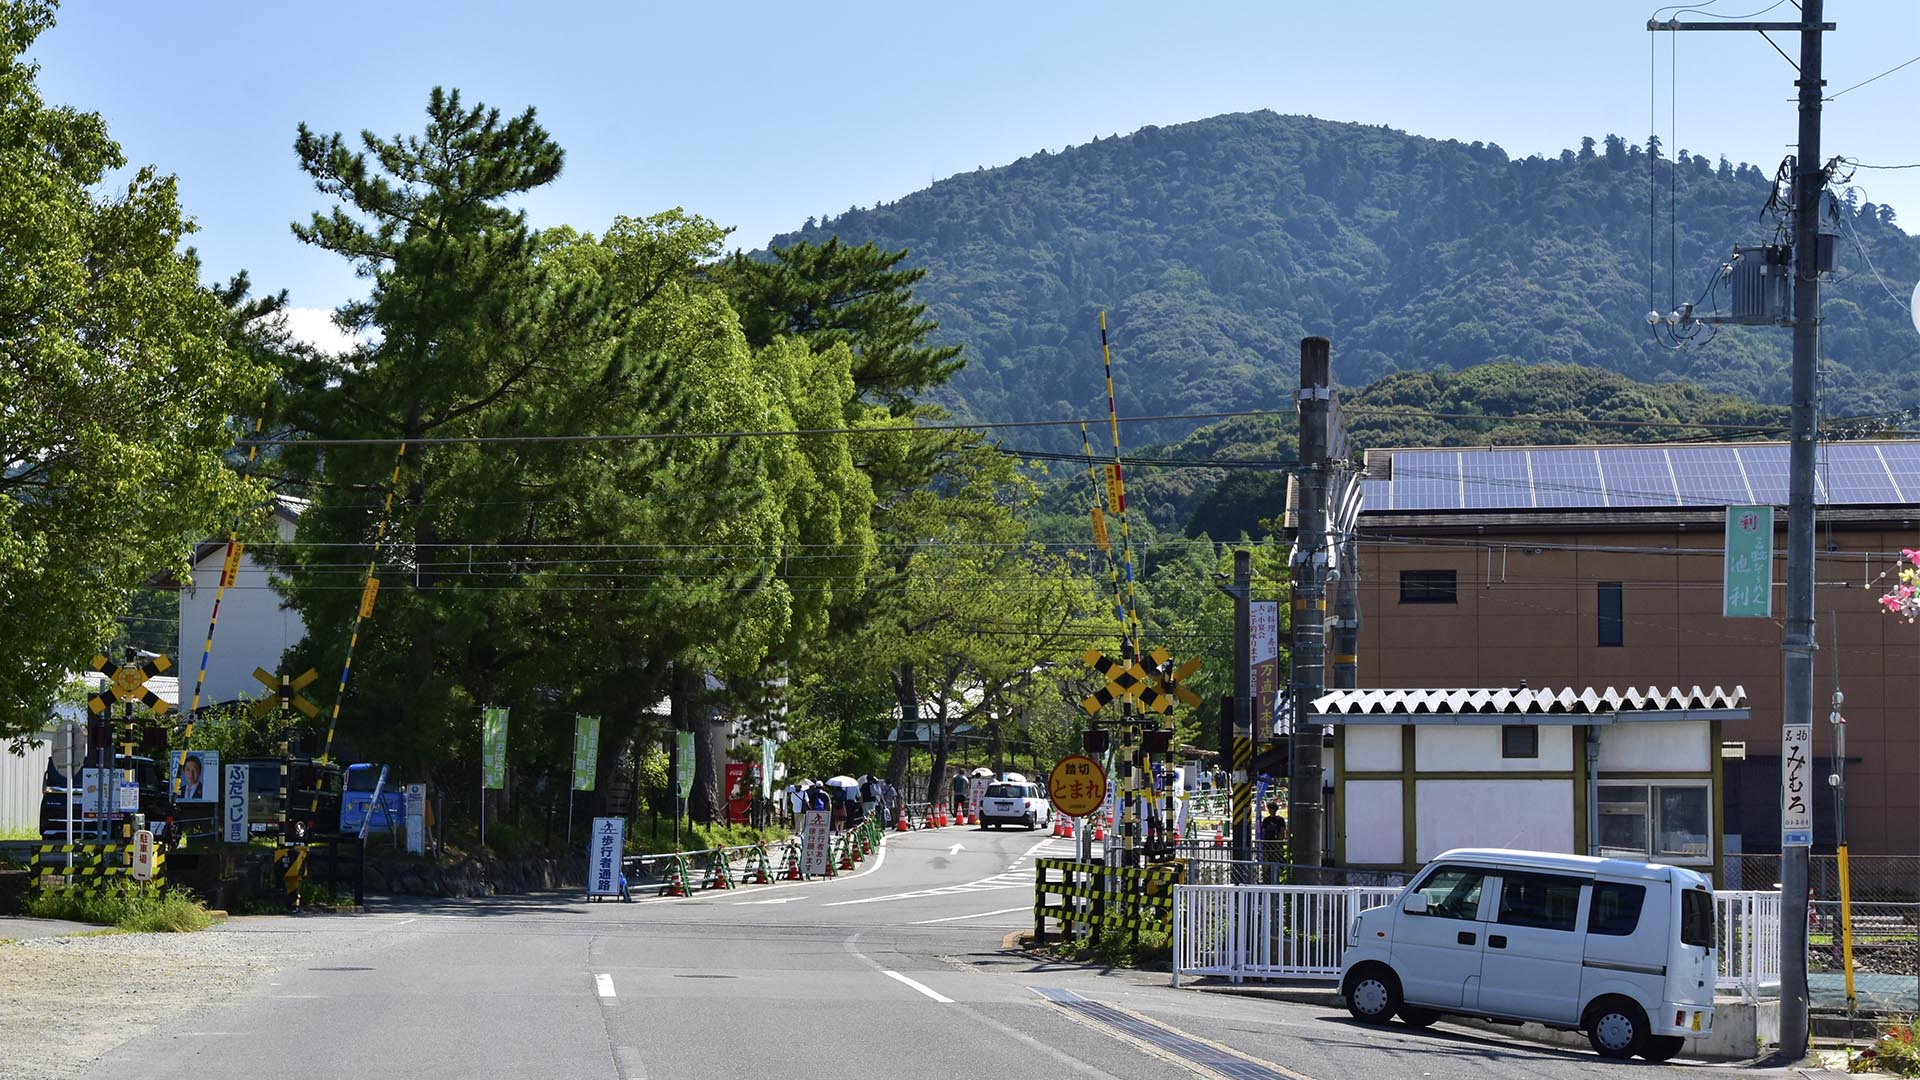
[80, 829, 1799, 1079]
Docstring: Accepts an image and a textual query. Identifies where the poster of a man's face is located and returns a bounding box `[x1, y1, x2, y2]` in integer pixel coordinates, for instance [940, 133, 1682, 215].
[170, 750, 218, 802]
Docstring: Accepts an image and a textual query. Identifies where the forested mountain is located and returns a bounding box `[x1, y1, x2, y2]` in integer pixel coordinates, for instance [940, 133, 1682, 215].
[770, 112, 1920, 441]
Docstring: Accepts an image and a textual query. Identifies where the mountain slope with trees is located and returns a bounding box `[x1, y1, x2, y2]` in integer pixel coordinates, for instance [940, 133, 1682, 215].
[771, 111, 1920, 440]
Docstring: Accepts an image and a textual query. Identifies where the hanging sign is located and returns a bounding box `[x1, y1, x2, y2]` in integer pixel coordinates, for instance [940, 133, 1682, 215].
[1781, 723, 1813, 846]
[1723, 506, 1774, 617]
[572, 715, 600, 792]
[223, 764, 250, 844]
[1252, 600, 1280, 720]
[674, 731, 695, 799]
[481, 707, 509, 790]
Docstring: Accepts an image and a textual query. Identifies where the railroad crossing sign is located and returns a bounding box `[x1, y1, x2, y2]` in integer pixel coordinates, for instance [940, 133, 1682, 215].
[86, 653, 172, 716]
[251, 667, 321, 719]
[1080, 648, 1167, 716]
[1048, 754, 1108, 817]
[1146, 645, 1203, 709]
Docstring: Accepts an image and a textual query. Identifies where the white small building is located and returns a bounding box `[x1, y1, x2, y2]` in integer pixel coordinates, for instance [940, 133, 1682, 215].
[173, 501, 306, 710]
[1314, 685, 1746, 884]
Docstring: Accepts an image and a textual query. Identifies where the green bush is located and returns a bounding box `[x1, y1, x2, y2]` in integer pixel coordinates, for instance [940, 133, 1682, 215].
[26, 881, 212, 933]
[627, 821, 790, 855]
[1851, 1019, 1920, 1076]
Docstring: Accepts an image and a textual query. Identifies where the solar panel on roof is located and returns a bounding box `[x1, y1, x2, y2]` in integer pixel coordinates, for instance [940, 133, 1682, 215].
[1736, 445, 1789, 504]
[1391, 451, 1461, 510]
[1819, 443, 1902, 504]
[1529, 448, 1604, 508]
[1597, 448, 1679, 507]
[1670, 446, 1751, 506]
[1460, 450, 1532, 509]
[1876, 443, 1920, 502]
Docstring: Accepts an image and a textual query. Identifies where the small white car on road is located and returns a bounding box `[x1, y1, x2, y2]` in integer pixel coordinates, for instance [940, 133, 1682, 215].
[978, 778, 1051, 830]
[1339, 848, 1715, 1062]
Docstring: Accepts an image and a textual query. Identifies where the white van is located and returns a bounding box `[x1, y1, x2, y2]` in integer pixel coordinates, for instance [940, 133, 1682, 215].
[1339, 848, 1716, 1062]
[978, 778, 1051, 830]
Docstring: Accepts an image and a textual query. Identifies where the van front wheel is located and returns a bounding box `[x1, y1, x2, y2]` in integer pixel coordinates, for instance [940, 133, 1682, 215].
[1584, 997, 1649, 1059]
[1342, 963, 1400, 1024]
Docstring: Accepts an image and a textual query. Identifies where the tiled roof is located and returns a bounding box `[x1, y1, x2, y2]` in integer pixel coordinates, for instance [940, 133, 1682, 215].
[1310, 685, 1747, 721]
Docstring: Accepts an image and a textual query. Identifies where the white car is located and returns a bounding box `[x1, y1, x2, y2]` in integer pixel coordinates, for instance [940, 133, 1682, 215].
[978, 780, 1051, 830]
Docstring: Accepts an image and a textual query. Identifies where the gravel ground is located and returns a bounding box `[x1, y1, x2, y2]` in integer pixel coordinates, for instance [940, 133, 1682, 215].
[0, 921, 341, 1080]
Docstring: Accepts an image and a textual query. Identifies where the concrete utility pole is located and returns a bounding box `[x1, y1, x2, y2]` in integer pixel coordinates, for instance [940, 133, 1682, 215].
[1289, 337, 1331, 870]
[1649, 3, 1829, 1057]
[1229, 550, 1253, 881]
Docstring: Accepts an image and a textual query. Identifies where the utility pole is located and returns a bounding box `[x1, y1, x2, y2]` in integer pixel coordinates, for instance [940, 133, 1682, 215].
[1229, 550, 1253, 881]
[1289, 337, 1331, 870]
[1649, 4, 1829, 1058]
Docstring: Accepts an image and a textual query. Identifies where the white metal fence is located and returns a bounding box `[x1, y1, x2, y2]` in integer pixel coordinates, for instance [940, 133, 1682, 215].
[1718, 889, 1783, 999]
[1172, 884, 1401, 985]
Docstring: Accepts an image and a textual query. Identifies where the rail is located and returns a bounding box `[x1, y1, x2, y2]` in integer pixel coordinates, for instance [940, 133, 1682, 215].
[1717, 889, 1782, 1000]
[1171, 884, 1400, 985]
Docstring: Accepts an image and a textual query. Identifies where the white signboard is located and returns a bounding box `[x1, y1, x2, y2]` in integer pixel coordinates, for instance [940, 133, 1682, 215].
[404, 783, 427, 855]
[968, 776, 991, 817]
[131, 829, 155, 882]
[169, 750, 220, 802]
[1781, 723, 1813, 847]
[587, 816, 625, 898]
[223, 764, 249, 844]
[117, 782, 140, 812]
[1252, 600, 1280, 723]
[800, 810, 832, 876]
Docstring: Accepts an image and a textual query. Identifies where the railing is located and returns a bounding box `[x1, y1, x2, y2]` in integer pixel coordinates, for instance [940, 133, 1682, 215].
[1716, 889, 1782, 999]
[1172, 884, 1400, 985]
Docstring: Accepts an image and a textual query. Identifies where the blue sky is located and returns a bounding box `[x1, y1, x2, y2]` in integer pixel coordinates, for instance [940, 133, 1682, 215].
[27, 1, 1920, 343]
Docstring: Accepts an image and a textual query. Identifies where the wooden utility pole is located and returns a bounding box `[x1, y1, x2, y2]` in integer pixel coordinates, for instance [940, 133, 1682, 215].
[1288, 337, 1331, 870]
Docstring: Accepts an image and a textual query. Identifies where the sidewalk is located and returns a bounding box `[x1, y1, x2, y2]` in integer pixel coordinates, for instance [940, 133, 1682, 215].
[0, 916, 97, 941]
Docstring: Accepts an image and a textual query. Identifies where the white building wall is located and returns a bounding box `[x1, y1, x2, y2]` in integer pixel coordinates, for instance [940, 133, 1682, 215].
[1345, 780, 1403, 864]
[1415, 778, 1573, 861]
[176, 514, 305, 709]
[1597, 721, 1711, 773]
[0, 726, 56, 833]
[1344, 727, 1402, 771]
[1414, 725, 1572, 772]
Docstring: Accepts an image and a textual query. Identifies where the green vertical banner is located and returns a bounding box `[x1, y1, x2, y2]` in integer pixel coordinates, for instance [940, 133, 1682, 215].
[674, 730, 695, 799]
[572, 715, 600, 792]
[481, 706, 509, 790]
[1723, 505, 1774, 618]
[760, 738, 776, 799]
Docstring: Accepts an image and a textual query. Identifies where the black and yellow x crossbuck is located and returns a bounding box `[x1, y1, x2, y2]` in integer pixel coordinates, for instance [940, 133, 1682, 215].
[1079, 648, 1168, 716]
[1145, 646, 1203, 710]
[86, 653, 171, 716]
[251, 667, 321, 719]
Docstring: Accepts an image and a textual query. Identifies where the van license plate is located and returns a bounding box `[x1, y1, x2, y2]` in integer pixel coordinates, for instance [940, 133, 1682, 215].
[1690, 1012, 1702, 1033]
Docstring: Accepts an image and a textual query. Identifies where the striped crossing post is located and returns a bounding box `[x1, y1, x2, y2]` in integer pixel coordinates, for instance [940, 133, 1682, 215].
[1230, 735, 1254, 886]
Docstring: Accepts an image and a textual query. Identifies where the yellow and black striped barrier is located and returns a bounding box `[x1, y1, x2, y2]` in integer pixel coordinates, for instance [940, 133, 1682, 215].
[29, 842, 165, 894]
[1033, 857, 1180, 939]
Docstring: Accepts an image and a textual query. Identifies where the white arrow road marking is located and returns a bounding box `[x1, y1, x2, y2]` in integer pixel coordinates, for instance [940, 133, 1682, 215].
[733, 895, 808, 905]
[594, 973, 616, 999]
[949, 843, 964, 855]
[883, 969, 954, 1003]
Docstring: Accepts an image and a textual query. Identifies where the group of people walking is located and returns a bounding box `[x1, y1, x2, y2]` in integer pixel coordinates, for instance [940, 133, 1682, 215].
[782, 775, 898, 833]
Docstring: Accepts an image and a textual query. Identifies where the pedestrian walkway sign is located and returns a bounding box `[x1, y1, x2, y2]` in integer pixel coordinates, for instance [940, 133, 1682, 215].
[588, 816, 624, 899]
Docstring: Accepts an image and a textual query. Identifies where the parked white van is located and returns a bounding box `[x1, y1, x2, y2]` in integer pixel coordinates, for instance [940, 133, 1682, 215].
[978, 777, 1051, 830]
[1339, 848, 1715, 1062]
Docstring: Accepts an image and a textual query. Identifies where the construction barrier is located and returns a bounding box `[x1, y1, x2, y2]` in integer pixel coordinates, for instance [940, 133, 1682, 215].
[1033, 857, 1180, 941]
[29, 842, 166, 897]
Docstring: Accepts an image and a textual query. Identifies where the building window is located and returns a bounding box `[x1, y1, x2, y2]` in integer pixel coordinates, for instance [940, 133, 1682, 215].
[1598, 582, 1623, 647]
[1501, 724, 1539, 759]
[1400, 570, 1457, 604]
[1597, 782, 1711, 862]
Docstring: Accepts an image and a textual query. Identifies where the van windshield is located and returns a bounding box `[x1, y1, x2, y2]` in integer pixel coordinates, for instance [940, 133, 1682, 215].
[1680, 888, 1714, 949]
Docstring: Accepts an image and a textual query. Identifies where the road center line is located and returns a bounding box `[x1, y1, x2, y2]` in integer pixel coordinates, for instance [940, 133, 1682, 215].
[594, 973, 616, 999]
[882, 968, 954, 1003]
[910, 905, 1032, 925]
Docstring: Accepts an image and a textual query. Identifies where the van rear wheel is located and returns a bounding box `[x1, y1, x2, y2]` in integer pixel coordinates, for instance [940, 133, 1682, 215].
[1640, 1036, 1685, 1063]
[1342, 963, 1400, 1024]
[1584, 997, 1649, 1059]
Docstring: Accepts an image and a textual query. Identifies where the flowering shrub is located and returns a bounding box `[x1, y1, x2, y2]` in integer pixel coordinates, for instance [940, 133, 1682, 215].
[1879, 550, 1920, 622]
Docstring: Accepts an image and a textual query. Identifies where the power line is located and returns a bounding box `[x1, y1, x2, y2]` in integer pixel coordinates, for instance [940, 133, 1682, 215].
[1828, 52, 1920, 100]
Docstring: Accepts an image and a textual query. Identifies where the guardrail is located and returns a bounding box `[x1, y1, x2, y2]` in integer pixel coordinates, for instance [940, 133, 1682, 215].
[1717, 889, 1782, 999]
[1171, 884, 1400, 985]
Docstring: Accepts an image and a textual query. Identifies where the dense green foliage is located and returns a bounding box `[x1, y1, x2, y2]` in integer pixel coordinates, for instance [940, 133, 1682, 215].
[772, 111, 1920, 440]
[28, 882, 213, 932]
[0, 1, 269, 740]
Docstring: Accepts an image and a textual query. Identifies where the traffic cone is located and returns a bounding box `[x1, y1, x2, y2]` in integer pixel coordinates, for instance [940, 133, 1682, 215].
[781, 845, 802, 880]
[838, 835, 856, 871]
[1094, 824, 1106, 841]
[897, 812, 910, 832]
[659, 853, 691, 897]
[745, 844, 771, 885]
[1214, 829, 1225, 848]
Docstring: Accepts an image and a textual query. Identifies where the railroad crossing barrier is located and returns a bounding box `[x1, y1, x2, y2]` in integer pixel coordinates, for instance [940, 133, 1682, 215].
[28, 841, 166, 896]
[1033, 858, 1180, 940]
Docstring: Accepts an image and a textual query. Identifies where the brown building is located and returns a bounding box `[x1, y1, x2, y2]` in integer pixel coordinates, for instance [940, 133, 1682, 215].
[1354, 441, 1920, 859]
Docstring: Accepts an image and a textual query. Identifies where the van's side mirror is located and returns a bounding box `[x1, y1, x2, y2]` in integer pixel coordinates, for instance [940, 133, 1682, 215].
[1402, 893, 1430, 915]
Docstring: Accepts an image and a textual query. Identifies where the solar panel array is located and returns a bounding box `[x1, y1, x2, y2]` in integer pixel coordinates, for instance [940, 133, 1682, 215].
[1361, 442, 1920, 512]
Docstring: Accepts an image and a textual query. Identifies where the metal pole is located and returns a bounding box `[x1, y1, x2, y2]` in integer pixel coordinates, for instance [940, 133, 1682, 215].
[1230, 551, 1253, 883]
[1777, 0, 1825, 1056]
[64, 721, 75, 870]
[1290, 337, 1331, 870]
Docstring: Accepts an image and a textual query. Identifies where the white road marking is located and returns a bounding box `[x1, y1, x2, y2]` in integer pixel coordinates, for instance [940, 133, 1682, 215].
[733, 895, 807, 905]
[613, 1045, 647, 1079]
[594, 973, 616, 998]
[910, 905, 1032, 925]
[949, 843, 964, 855]
[370, 917, 418, 932]
[883, 969, 954, 1003]
[821, 871, 1028, 907]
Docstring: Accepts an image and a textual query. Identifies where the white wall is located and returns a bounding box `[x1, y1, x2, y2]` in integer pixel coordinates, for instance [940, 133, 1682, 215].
[176, 514, 305, 709]
[1597, 721, 1710, 772]
[1344, 727, 1402, 771]
[0, 727, 56, 833]
[1415, 779, 1573, 860]
[1414, 725, 1572, 771]
[1345, 780, 1403, 864]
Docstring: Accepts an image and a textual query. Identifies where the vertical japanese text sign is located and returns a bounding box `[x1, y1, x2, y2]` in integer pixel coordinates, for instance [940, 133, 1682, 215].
[588, 816, 624, 898]
[223, 763, 249, 844]
[481, 707, 509, 790]
[1251, 600, 1280, 720]
[572, 715, 600, 792]
[1781, 723, 1813, 847]
[1723, 505, 1774, 618]
[674, 730, 695, 799]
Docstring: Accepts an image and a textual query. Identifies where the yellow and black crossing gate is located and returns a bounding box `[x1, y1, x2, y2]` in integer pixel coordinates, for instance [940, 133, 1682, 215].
[1033, 857, 1180, 939]
[28, 842, 165, 896]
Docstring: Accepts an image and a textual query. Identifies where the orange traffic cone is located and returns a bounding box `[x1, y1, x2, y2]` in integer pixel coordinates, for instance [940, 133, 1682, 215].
[1094, 824, 1106, 841]
[1214, 829, 1226, 848]
[897, 812, 910, 832]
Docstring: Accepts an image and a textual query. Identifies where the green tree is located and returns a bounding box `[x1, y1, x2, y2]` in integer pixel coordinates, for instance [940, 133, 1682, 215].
[0, 1, 267, 740]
